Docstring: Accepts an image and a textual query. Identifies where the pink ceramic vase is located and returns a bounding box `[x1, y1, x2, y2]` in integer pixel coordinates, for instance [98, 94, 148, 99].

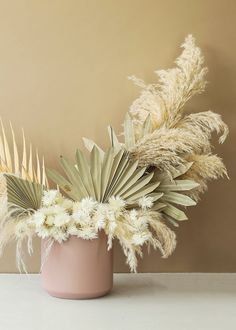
[41, 231, 113, 299]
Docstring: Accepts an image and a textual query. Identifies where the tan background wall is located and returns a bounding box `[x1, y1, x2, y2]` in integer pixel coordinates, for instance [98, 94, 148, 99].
[0, 0, 235, 272]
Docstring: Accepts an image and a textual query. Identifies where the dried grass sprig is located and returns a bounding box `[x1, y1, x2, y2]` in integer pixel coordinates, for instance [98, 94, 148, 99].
[147, 211, 176, 258]
[181, 154, 228, 200]
[125, 35, 228, 204]
[130, 127, 210, 175]
[177, 111, 229, 144]
[129, 35, 208, 134]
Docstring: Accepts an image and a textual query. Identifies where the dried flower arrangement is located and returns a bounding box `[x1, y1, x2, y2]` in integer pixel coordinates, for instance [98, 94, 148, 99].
[0, 35, 228, 273]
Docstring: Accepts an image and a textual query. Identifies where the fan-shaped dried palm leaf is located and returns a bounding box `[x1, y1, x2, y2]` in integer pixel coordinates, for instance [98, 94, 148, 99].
[4, 174, 43, 211]
[0, 120, 46, 263]
[83, 130, 199, 224]
[47, 147, 160, 204]
[0, 173, 42, 255]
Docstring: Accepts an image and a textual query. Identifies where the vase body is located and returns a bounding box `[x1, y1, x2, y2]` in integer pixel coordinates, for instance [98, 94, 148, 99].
[41, 232, 113, 299]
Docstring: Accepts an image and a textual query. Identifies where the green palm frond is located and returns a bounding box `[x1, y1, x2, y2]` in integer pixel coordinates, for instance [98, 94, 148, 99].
[47, 147, 160, 203]
[4, 174, 43, 211]
[153, 169, 199, 224]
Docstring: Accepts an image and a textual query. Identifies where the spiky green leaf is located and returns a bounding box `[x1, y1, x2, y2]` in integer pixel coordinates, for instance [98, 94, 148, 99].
[158, 180, 199, 191]
[124, 113, 135, 149]
[162, 192, 196, 206]
[163, 203, 188, 221]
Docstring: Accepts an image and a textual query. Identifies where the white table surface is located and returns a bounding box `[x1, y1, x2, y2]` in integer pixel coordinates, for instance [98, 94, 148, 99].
[0, 273, 235, 330]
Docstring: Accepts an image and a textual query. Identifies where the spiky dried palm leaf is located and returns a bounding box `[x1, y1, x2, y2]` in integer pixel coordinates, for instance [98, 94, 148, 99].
[0, 119, 47, 186]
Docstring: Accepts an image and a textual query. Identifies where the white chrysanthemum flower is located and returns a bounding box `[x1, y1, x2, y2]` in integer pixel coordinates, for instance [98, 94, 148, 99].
[40, 205, 63, 217]
[45, 215, 54, 226]
[60, 198, 73, 210]
[42, 190, 60, 206]
[72, 209, 91, 224]
[138, 196, 154, 210]
[108, 196, 126, 212]
[52, 228, 68, 243]
[53, 212, 71, 227]
[77, 226, 98, 240]
[129, 209, 138, 222]
[33, 211, 45, 227]
[51, 204, 66, 215]
[79, 197, 97, 213]
[35, 226, 51, 239]
[95, 203, 107, 216]
[67, 223, 79, 236]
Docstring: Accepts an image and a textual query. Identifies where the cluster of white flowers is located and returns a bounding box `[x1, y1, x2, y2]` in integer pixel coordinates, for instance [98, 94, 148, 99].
[29, 190, 150, 242]
[14, 190, 175, 271]
[10, 189, 177, 272]
[28, 190, 154, 246]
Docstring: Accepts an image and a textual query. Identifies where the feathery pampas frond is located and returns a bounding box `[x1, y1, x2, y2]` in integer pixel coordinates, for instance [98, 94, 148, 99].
[109, 209, 176, 272]
[125, 35, 228, 202]
[146, 211, 176, 258]
[130, 127, 209, 175]
[180, 154, 228, 200]
[128, 35, 208, 134]
[178, 111, 229, 144]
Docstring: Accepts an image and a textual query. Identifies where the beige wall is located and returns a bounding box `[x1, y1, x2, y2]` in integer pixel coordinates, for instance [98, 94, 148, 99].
[0, 0, 235, 272]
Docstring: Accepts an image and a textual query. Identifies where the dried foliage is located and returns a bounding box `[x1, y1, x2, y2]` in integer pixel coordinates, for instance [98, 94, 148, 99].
[180, 154, 228, 200]
[125, 35, 228, 204]
[129, 35, 208, 131]
[0, 120, 47, 270]
[83, 131, 198, 224]
[47, 147, 160, 204]
[0, 119, 47, 185]
[0, 35, 229, 273]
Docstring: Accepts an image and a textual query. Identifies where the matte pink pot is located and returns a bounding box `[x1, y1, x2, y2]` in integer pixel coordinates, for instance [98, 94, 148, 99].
[41, 232, 113, 299]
